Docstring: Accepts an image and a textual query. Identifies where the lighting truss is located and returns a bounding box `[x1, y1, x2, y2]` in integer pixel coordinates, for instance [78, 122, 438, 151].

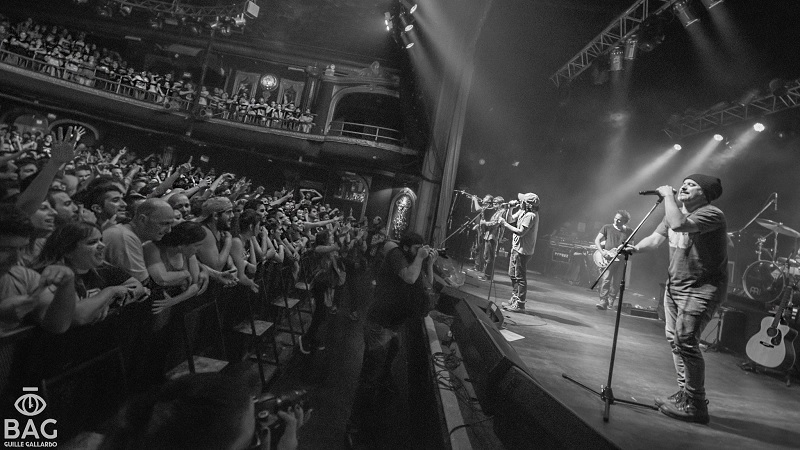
[663, 79, 800, 139]
[549, 0, 679, 87]
[107, 0, 246, 20]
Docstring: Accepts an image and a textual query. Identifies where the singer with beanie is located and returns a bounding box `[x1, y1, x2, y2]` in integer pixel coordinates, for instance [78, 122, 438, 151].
[627, 174, 727, 424]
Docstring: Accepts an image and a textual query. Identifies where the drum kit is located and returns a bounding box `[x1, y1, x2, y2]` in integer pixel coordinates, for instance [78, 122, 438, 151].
[741, 219, 800, 304]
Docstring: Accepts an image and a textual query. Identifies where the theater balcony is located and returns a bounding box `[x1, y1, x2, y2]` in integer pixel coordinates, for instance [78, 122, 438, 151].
[0, 48, 422, 174]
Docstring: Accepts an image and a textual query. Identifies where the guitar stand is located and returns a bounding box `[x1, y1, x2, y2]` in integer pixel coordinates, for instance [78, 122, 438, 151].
[738, 361, 795, 387]
[562, 197, 664, 422]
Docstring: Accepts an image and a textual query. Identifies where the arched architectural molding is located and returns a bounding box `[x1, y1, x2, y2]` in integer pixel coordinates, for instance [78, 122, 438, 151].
[325, 85, 399, 133]
[386, 187, 417, 240]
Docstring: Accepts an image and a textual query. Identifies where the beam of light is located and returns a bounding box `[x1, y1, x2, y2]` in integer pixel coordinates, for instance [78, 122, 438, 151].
[600, 145, 682, 212]
[707, 128, 759, 170]
[677, 136, 722, 175]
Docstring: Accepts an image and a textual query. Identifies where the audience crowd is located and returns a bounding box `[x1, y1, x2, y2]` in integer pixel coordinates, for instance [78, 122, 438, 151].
[0, 116, 390, 445]
[0, 14, 316, 132]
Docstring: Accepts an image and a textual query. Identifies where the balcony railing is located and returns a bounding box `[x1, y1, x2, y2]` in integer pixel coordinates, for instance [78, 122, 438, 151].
[326, 121, 402, 145]
[0, 46, 314, 133]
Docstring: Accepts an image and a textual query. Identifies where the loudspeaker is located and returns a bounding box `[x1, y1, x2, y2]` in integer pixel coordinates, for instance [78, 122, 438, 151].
[448, 288, 529, 414]
[439, 287, 503, 328]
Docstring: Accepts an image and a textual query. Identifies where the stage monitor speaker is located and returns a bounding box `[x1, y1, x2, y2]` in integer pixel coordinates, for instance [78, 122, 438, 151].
[447, 288, 530, 414]
[493, 365, 615, 450]
[439, 286, 503, 328]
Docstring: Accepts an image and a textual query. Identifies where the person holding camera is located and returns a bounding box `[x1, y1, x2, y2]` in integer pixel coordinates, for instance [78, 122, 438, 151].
[346, 232, 437, 446]
[100, 372, 309, 450]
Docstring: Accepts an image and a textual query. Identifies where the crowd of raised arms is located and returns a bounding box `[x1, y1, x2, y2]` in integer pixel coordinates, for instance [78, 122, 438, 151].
[0, 119, 391, 446]
[0, 15, 316, 132]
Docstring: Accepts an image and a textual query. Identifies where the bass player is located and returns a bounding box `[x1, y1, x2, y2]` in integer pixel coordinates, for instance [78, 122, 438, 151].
[594, 210, 632, 310]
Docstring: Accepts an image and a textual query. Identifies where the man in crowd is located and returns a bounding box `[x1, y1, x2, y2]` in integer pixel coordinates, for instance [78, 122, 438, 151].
[498, 193, 540, 312]
[627, 174, 726, 424]
[103, 198, 174, 283]
[86, 183, 127, 230]
[346, 232, 437, 446]
[594, 210, 633, 311]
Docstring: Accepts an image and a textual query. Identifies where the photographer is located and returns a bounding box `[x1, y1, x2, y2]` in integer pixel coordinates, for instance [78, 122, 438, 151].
[100, 372, 308, 450]
[346, 232, 437, 446]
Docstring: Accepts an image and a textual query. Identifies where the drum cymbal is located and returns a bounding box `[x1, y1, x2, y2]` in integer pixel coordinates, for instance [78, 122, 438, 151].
[756, 219, 800, 238]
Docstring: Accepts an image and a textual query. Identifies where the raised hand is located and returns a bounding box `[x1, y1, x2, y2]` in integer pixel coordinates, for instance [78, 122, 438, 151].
[51, 126, 79, 165]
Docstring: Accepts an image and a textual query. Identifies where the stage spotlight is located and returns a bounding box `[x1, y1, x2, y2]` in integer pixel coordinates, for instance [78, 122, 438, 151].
[713, 134, 723, 141]
[700, 0, 724, 10]
[232, 14, 246, 27]
[769, 78, 789, 97]
[148, 15, 164, 29]
[401, 32, 414, 49]
[673, 144, 682, 150]
[384, 12, 392, 31]
[210, 16, 223, 30]
[96, 2, 114, 18]
[673, 1, 699, 27]
[400, 0, 417, 14]
[636, 15, 666, 52]
[753, 123, 765, 132]
[220, 25, 232, 36]
[185, 21, 201, 35]
[609, 47, 623, 72]
[400, 13, 414, 32]
[624, 36, 638, 60]
[119, 5, 132, 17]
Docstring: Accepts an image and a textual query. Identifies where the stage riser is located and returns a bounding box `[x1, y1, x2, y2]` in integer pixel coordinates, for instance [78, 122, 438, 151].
[444, 287, 615, 449]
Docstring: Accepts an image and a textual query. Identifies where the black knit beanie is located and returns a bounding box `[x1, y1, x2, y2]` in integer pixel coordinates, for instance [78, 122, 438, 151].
[684, 174, 722, 202]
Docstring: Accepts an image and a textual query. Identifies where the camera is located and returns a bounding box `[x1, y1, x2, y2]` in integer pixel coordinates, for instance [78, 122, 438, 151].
[253, 389, 308, 448]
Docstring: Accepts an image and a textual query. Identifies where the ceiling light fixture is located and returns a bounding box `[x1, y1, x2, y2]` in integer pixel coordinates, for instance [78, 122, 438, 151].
[673, 1, 699, 27]
[624, 36, 638, 61]
[400, 13, 414, 32]
[609, 47, 623, 72]
[700, 0, 724, 10]
[400, 0, 417, 14]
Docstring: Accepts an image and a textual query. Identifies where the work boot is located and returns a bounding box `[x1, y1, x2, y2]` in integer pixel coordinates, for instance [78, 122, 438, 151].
[654, 389, 685, 407]
[502, 299, 525, 312]
[659, 395, 710, 424]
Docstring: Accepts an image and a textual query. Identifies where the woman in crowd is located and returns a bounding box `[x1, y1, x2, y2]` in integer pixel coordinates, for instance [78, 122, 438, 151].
[230, 209, 261, 293]
[299, 229, 341, 354]
[35, 221, 147, 327]
[143, 221, 207, 317]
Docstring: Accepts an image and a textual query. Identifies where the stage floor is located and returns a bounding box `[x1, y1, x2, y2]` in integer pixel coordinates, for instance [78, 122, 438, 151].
[456, 266, 800, 450]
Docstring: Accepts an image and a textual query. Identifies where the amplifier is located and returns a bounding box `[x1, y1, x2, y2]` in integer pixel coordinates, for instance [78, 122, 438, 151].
[551, 246, 572, 263]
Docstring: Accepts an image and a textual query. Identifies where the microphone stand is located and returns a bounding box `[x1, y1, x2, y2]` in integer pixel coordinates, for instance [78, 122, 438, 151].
[486, 204, 513, 305]
[729, 193, 777, 287]
[562, 196, 663, 422]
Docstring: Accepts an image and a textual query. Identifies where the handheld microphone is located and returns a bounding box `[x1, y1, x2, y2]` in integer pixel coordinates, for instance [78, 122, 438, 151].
[774, 193, 778, 211]
[639, 189, 677, 196]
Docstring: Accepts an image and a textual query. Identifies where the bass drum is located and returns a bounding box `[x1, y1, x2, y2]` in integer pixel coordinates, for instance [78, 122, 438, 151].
[742, 260, 785, 303]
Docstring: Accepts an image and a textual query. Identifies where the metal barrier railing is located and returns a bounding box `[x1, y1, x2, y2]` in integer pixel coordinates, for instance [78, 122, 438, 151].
[326, 120, 402, 145]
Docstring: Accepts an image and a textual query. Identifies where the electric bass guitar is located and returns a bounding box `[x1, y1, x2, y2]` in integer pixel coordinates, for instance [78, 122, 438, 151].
[745, 286, 798, 370]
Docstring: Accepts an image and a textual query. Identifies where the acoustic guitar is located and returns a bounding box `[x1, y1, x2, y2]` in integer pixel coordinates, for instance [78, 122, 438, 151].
[745, 287, 798, 370]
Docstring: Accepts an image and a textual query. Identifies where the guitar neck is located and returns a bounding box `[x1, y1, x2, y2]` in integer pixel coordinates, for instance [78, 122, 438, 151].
[771, 287, 794, 329]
